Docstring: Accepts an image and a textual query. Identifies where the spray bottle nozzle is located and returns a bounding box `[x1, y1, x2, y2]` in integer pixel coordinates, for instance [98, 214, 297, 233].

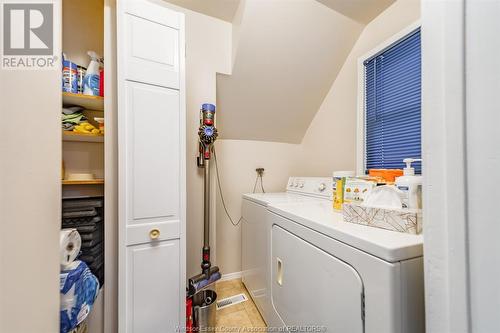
[87, 50, 102, 61]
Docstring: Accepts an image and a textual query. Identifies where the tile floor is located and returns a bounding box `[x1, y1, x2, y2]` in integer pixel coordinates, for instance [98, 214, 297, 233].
[214, 278, 267, 331]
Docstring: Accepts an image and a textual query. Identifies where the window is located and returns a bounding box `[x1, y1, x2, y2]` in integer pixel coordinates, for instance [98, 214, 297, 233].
[363, 28, 421, 173]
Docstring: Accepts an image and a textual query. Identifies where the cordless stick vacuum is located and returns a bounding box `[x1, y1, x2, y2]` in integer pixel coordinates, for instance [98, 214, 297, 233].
[188, 103, 221, 296]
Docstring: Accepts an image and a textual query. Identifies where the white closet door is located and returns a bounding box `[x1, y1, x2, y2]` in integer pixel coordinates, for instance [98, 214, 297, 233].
[122, 2, 180, 88]
[126, 240, 180, 332]
[117, 1, 185, 332]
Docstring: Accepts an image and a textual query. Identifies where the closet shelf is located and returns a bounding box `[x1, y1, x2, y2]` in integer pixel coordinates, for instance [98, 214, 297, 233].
[63, 92, 104, 111]
[62, 179, 104, 185]
[62, 131, 104, 142]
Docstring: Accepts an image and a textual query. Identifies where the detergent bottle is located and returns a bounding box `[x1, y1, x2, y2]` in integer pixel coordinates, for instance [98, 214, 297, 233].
[83, 51, 101, 96]
[62, 53, 78, 93]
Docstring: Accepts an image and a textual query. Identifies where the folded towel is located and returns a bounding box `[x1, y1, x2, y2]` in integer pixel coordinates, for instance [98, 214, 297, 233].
[62, 113, 86, 123]
[62, 123, 75, 131]
[62, 106, 84, 115]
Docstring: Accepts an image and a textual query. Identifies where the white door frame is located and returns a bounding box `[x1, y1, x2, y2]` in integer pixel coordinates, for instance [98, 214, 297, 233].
[422, 0, 500, 332]
[463, 0, 500, 332]
[421, 0, 470, 332]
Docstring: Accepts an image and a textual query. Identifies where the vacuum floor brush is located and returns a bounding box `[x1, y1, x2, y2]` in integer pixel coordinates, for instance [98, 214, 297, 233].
[188, 103, 221, 297]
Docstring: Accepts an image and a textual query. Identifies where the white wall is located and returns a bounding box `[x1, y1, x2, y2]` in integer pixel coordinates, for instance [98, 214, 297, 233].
[0, 1, 62, 332]
[62, 0, 104, 66]
[464, 0, 500, 331]
[214, 140, 301, 274]
[162, 1, 233, 278]
[296, 0, 421, 176]
[217, 0, 364, 143]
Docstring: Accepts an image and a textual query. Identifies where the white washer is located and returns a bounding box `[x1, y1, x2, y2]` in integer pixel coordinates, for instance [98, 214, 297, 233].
[242, 177, 332, 327]
[268, 200, 424, 332]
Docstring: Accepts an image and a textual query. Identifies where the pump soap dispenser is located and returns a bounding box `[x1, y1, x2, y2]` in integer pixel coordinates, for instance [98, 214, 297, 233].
[395, 158, 423, 209]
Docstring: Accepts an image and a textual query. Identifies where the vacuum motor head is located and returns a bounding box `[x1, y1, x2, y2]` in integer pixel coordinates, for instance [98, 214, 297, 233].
[199, 125, 218, 145]
[198, 103, 218, 160]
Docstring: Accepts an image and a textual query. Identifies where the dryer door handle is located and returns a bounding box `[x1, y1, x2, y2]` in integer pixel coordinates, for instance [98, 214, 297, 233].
[276, 257, 283, 286]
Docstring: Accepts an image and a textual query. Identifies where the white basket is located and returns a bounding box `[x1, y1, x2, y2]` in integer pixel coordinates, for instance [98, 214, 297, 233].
[342, 202, 422, 234]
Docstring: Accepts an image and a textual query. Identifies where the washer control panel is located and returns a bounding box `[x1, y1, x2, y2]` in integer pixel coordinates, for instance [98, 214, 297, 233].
[286, 177, 332, 199]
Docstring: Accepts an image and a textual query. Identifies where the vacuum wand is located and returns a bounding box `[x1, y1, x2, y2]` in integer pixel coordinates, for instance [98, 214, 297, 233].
[202, 158, 211, 275]
[188, 103, 220, 296]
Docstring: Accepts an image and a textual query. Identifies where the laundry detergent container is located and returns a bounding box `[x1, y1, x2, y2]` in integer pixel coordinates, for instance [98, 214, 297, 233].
[193, 289, 217, 329]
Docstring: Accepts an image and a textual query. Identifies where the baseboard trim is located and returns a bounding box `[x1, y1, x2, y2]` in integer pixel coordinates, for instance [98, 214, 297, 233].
[220, 271, 242, 281]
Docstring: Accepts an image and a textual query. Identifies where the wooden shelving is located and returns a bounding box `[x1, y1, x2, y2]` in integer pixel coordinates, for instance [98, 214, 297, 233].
[62, 179, 104, 185]
[62, 131, 104, 142]
[63, 92, 104, 111]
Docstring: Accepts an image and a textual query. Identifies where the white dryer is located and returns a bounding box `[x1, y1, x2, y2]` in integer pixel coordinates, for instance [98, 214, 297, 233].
[241, 177, 332, 327]
[268, 200, 424, 332]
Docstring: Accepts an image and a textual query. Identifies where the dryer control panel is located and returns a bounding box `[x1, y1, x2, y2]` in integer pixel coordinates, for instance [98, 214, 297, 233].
[286, 177, 333, 199]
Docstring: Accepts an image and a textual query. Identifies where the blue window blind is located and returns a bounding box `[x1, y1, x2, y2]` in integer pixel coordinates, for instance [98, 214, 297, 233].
[364, 28, 421, 173]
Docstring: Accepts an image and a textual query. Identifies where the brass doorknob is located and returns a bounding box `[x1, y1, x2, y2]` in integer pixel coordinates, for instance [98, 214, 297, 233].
[149, 228, 160, 240]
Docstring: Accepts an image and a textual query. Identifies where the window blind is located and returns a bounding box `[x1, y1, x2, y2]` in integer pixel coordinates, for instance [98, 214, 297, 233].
[364, 29, 421, 173]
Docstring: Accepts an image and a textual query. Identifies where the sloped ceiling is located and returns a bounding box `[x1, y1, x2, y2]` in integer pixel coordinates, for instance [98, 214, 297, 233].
[316, 0, 395, 24]
[216, 0, 364, 143]
[165, 0, 395, 143]
[165, 0, 241, 22]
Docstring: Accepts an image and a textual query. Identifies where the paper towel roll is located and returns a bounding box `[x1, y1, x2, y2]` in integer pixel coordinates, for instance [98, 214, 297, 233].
[60, 229, 81, 268]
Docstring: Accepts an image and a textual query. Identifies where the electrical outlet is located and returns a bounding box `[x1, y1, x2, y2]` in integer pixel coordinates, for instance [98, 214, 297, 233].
[256, 168, 264, 176]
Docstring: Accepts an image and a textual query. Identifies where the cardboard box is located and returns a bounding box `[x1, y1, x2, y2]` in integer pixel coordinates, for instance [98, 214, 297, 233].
[342, 202, 422, 234]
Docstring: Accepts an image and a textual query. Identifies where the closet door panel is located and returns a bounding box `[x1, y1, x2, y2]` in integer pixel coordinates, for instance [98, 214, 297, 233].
[123, 13, 179, 89]
[124, 81, 180, 244]
[127, 83, 180, 217]
[126, 240, 180, 332]
[123, 0, 180, 29]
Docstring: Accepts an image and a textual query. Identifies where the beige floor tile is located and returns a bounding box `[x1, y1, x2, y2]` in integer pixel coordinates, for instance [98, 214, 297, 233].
[245, 306, 266, 327]
[242, 295, 256, 311]
[217, 309, 253, 326]
[213, 279, 267, 331]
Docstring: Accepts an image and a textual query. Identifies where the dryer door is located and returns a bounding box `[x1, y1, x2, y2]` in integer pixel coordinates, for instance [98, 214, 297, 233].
[272, 225, 364, 332]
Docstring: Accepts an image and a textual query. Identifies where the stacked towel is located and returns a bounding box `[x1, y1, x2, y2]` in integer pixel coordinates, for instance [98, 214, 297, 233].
[62, 197, 105, 286]
[62, 106, 87, 131]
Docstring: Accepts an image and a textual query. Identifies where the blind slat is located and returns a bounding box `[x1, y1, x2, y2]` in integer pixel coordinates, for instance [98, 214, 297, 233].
[364, 29, 421, 173]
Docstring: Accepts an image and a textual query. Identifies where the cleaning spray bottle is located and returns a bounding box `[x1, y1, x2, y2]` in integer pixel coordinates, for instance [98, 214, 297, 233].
[83, 51, 101, 96]
[395, 158, 423, 209]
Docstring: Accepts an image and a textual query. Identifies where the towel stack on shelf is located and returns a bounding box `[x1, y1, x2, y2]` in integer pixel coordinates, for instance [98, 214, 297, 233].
[62, 197, 104, 286]
[62, 106, 87, 131]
